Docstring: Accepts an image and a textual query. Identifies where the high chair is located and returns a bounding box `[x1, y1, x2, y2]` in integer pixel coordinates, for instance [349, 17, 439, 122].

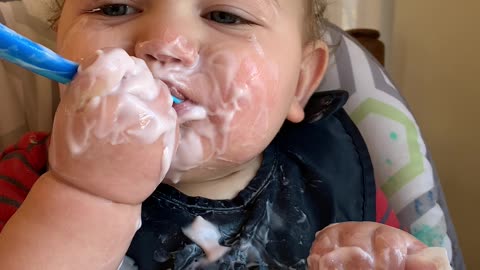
[0, 1, 465, 269]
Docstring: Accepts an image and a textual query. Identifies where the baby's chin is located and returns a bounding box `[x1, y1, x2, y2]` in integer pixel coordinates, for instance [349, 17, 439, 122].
[164, 150, 263, 186]
[165, 158, 245, 183]
[165, 125, 266, 181]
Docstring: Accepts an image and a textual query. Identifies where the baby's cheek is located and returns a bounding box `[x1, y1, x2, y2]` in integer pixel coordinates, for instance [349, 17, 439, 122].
[225, 57, 281, 156]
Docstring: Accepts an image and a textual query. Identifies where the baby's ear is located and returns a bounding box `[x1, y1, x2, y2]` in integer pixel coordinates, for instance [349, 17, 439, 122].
[287, 41, 329, 123]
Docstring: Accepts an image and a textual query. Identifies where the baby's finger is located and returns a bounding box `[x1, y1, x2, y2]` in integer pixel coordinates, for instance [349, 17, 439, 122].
[122, 57, 166, 102]
[308, 247, 374, 270]
[310, 232, 337, 257]
[66, 49, 136, 109]
[77, 48, 134, 82]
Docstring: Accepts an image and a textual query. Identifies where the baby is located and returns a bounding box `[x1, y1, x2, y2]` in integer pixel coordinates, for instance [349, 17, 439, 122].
[0, 0, 450, 269]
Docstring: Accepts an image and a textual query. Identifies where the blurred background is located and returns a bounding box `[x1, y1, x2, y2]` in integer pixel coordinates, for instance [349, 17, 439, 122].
[0, 0, 477, 268]
[327, 0, 479, 268]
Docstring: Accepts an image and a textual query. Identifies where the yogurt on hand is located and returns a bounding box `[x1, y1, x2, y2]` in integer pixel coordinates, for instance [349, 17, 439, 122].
[48, 48, 178, 204]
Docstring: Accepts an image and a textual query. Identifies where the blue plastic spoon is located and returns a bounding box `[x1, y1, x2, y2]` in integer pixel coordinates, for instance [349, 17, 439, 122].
[0, 23, 182, 104]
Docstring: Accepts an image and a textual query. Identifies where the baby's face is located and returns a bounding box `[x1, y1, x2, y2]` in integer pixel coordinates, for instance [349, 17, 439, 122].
[56, 0, 326, 184]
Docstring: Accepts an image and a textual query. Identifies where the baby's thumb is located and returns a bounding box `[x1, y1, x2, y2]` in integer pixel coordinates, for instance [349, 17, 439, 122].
[64, 49, 135, 110]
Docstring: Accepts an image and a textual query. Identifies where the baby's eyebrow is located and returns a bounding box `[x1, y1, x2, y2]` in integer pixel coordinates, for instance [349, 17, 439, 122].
[256, 0, 280, 10]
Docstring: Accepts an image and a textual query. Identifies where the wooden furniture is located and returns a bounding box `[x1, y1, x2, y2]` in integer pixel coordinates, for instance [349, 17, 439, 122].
[346, 28, 385, 66]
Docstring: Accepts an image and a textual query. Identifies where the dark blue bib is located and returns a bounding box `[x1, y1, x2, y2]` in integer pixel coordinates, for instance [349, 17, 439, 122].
[126, 90, 376, 269]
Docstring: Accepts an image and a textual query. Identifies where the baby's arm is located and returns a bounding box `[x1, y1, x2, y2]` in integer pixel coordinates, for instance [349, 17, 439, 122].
[0, 133, 128, 269]
[0, 172, 140, 270]
[0, 49, 178, 269]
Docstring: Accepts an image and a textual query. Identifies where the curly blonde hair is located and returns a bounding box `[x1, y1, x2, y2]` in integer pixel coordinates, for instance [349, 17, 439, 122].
[306, 0, 328, 41]
[50, 0, 327, 42]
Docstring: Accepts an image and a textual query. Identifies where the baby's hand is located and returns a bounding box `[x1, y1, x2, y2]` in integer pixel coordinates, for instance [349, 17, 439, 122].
[48, 49, 178, 205]
[308, 222, 451, 270]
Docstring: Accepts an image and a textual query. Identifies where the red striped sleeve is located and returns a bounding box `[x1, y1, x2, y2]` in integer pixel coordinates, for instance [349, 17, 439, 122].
[0, 132, 48, 231]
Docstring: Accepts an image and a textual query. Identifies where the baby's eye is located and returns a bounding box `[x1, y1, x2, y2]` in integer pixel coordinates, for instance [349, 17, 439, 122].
[205, 11, 251, 25]
[89, 4, 140, 16]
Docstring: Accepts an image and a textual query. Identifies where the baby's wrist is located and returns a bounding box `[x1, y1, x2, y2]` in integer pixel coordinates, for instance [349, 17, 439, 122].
[46, 167, 152, 205]
[48, 171, 114, 203]
[38, 171, 142, 221]
[32, 171, 143, 236]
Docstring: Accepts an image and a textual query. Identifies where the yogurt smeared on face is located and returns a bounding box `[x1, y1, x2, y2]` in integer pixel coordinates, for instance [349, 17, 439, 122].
[56, 0, 315, 193]
[135, 34, 277, 183]
[55, 16, 280, 187]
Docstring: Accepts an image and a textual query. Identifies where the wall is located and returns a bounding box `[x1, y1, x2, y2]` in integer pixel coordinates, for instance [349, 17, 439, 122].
[326, 0, 394, 65]
[390, 0, 480, 268]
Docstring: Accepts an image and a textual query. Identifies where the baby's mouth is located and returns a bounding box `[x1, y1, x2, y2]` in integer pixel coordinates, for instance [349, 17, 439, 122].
[174, 100, 208, 125]
[165, 82, 187, 104]
[162, 81, 208, 123]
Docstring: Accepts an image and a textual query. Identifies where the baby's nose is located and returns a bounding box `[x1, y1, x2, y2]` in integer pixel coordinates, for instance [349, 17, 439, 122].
[135, 34, 199, 68]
